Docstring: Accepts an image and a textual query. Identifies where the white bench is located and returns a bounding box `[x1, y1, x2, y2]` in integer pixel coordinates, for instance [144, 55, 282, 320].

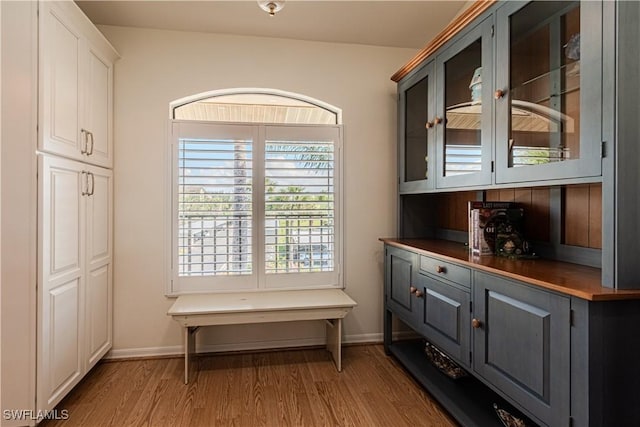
[167, 288, 357, 383]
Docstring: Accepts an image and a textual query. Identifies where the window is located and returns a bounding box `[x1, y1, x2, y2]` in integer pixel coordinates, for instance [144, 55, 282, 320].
[168, 90, 342, 294]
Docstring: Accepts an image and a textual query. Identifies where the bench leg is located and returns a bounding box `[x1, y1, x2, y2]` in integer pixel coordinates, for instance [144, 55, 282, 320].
[325, 318, 342, 372]
[184, 326, 198, 384]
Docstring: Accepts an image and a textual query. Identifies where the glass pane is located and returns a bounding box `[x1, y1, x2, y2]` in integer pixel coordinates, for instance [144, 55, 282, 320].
[178, 138, 252, 276]
[444, 39, 483, 176]
[264, 139, 335, 274]
[174, 93, 338, 125]
[405, 77, 429, 182]
[508, 2, 580, 168]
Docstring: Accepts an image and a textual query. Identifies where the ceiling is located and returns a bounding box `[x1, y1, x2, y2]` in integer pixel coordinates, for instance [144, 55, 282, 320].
[75, 0, 470, 49]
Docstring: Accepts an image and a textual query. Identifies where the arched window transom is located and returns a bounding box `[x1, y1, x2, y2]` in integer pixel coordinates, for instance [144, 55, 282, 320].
[172, 90, 340, 125]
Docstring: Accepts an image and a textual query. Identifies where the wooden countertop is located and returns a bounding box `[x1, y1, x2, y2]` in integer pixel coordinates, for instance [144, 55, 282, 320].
[380, 238, 640, 301]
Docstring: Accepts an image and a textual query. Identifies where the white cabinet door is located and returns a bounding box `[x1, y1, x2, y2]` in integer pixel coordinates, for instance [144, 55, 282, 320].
[40, 1, 84, 161]
[38, 155, 86, 412]
[39, 1, 116, 167]
[84, 45, 113, 168]
[84, 165, 113, 369]
[38, 157, 114, 409]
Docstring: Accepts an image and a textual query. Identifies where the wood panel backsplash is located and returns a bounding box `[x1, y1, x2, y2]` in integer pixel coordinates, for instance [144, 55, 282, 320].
[486, 187, 551, 244]
[563, 184, 602, 249]
[436, 184, 602, 249]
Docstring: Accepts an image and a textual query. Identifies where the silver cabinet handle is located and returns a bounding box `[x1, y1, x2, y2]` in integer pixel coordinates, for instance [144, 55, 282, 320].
[81, 171, 88, 196]
[89, 172, 95, 196]
[87, 131, 95, 156]
[80, 129, 88, 154]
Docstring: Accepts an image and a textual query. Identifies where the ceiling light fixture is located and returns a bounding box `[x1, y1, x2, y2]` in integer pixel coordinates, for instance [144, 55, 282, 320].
[258, 0, 285, 17]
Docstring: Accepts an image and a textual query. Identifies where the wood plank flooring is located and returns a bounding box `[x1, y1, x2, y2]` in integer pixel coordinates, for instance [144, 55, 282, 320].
[40, 345, 457, 427]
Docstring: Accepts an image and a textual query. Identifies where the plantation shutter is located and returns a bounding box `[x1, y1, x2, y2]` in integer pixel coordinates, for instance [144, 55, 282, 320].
[262, 126, 341, 289]
[172, 122, 259, 292]
[170, 122, 341, 294]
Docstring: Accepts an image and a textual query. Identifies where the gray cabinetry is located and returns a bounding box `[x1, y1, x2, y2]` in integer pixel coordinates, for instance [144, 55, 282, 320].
[435, 17, 493, 189]
[384, 246, 420, 328]
[398, 16, 494, 192]
[385, 0, 640, 425]
[398, 62, 436, 193]
[383, 243, 519, 427]
[473, 271, 570, 427]
[420, 254, 471, 287]
[494, 0, 604, 184]
[385, 246, 472, 368]
[396, 0, 608, 191]
[382, 240, 640, 426]
[416, 272, 471, 367]
[570, 298, 640, 427]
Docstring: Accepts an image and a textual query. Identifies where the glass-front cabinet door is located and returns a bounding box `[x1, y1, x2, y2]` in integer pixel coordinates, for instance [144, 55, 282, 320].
[495, 1, 603, 183]
[398, 61, 436, 193]
[435, 17, 493, 189]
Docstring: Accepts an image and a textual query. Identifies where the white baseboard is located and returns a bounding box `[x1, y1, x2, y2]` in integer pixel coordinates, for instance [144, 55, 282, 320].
[104, 331, 413, 360]
[106, 345, 185, 359]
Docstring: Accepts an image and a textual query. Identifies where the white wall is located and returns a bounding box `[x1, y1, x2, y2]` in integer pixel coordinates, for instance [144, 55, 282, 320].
[99, 25, 416, 357]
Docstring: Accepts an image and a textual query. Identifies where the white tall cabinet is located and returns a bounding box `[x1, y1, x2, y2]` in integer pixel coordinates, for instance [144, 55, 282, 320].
[37, 157, 113, 411]
[36, 0, 117, 417]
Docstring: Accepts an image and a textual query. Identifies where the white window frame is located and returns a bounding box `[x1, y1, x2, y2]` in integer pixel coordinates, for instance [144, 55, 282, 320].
[166, 90, 343, 295]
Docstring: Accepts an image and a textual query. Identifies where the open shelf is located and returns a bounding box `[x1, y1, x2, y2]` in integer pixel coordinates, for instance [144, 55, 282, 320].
[387, 339, 536, 427]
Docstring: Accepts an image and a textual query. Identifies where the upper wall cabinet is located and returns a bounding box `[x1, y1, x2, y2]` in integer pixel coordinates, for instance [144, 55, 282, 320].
[39, 1, 118, 169]
[398, 18, 494, 193]
[435, 17, 494, 189]
[395, 0, 606, 192]
[494, 1, 603, 183]
[398, 61, 436, 193]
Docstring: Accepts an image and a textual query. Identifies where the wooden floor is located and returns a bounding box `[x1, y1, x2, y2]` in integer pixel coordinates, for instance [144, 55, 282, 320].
[41, 345, 457, 427]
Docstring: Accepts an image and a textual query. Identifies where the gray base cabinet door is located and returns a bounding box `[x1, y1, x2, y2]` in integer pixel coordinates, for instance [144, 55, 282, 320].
[416, 273, 471, 367]
[385, 246, 420, 329]
[473, 271, 570, 427]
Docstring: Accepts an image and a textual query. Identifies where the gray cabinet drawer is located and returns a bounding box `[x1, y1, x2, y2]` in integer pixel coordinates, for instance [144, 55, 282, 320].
[420, 255, 470, 288]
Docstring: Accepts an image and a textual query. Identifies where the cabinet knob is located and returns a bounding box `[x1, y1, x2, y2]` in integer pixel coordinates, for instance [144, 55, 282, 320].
[409, 286, 417, 294]
[472, 318, 482, 329]
[494, 89, 505, 99]
[414, 290, 424, 298]
[425, 121, 434, 129]
[434, 116, 443, 125]
[435, 265, 446, 274]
